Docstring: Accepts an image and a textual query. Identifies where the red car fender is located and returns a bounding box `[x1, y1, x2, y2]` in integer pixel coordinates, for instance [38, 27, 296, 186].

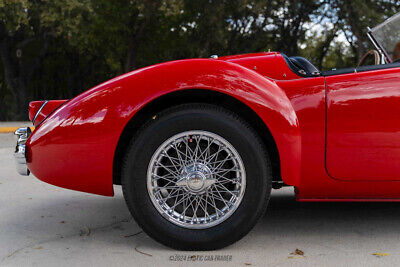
[27, 59, 301, 196]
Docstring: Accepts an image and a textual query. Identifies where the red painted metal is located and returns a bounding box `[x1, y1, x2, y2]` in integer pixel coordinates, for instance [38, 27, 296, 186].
[28, 101, 44, 122]
[26, 53, 301, 196]
[326, 68, 400, 181]
[23, 52, 400, 201]
[220, 52, 302, 80]
[29, 100, 68, 126]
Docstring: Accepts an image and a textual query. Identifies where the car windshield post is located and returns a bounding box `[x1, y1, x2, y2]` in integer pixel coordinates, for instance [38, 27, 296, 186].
[367, 27, 389, 64]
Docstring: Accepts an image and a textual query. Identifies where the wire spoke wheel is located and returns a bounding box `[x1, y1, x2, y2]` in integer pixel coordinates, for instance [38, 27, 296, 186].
[147, 130, 246, 229]
[123, 104, 271, 250]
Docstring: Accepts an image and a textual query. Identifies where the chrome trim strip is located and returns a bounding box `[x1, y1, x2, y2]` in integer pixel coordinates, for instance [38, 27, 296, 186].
[367, 27, 389, 64]
[32, 100, 49, 125]
[14, 127, 31, 176]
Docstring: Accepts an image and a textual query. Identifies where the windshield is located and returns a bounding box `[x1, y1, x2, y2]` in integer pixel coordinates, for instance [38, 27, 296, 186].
[370, 12, 400, 62]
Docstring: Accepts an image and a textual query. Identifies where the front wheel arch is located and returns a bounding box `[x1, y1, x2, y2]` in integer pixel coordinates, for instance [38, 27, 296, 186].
[112, 89, 281, 186]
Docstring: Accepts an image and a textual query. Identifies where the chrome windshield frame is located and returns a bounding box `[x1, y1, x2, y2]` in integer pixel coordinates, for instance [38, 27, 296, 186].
[369, 12, 400, 64]
[367, 27, 389, 64]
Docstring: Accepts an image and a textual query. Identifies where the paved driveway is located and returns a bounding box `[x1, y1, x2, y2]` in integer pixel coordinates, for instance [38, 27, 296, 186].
[0, 133, 399, 266]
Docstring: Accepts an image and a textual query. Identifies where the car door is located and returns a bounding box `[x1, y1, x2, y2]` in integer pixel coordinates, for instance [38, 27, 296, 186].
[326, 66, 400, 181]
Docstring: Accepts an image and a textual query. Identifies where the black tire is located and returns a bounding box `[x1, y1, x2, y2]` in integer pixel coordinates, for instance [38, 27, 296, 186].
[122, 103, 272, 250]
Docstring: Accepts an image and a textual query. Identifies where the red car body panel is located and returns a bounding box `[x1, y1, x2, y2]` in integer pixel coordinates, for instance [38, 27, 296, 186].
[220, 52, 302, 80]
[29, 100, 68, 126]
[24, 52, 400, 200]
[26, 53, 301, 196]
[326, 69, 400, 181]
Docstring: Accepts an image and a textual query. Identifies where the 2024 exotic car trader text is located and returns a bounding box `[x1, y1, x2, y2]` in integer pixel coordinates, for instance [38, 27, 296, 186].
[13, 12, 400, 250]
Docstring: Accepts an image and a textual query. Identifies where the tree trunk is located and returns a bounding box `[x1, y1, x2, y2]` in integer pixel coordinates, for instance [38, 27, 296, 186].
[315, 30, 337, 69]
[343, 1, 367, 60]
[124, 38, 137, 73]
[0, 39, 29, 120]
[123, 1, 162, 72]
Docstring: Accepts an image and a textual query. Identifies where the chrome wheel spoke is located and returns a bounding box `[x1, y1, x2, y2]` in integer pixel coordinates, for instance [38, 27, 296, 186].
[147, 130, 246, 229]
[213, 183, 238, 195]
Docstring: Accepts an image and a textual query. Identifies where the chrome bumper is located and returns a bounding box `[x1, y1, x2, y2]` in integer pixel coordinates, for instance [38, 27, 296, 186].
[14, 127, 31, 176]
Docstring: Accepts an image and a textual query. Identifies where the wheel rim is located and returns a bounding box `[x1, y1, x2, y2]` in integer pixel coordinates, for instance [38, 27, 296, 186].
[147, 130, 246, 229]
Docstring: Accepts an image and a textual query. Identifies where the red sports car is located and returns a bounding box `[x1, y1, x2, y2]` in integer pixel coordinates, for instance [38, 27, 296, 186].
[14, 13, 400, 250]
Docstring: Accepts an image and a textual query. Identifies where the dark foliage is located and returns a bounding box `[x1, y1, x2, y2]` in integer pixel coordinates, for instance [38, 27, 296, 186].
[0, 0, 399, 120]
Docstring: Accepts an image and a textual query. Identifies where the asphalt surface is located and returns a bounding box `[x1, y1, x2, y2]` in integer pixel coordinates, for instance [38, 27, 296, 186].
[1, 132, 400, 266]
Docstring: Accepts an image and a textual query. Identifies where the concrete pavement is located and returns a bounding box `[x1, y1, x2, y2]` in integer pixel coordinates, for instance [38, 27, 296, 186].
[1, 132, 400, 266]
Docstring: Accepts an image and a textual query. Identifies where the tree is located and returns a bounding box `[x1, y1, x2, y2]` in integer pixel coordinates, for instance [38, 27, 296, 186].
[0, 1, 43, 119]
[327, 0, 400, 64]
[1, 0, 400, 120]
[71, 0, 184, 73]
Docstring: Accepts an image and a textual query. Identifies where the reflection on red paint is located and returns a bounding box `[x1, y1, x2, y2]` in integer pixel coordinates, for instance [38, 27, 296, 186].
[24, 51, 400, 201]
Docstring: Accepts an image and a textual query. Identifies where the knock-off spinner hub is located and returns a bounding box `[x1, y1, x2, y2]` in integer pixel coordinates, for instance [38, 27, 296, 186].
[180, 163, 214, 194]
[186, 172, 206, 192]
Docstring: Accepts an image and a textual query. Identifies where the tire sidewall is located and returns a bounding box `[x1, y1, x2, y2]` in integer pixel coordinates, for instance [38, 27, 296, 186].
[122, 105, 271, 250]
